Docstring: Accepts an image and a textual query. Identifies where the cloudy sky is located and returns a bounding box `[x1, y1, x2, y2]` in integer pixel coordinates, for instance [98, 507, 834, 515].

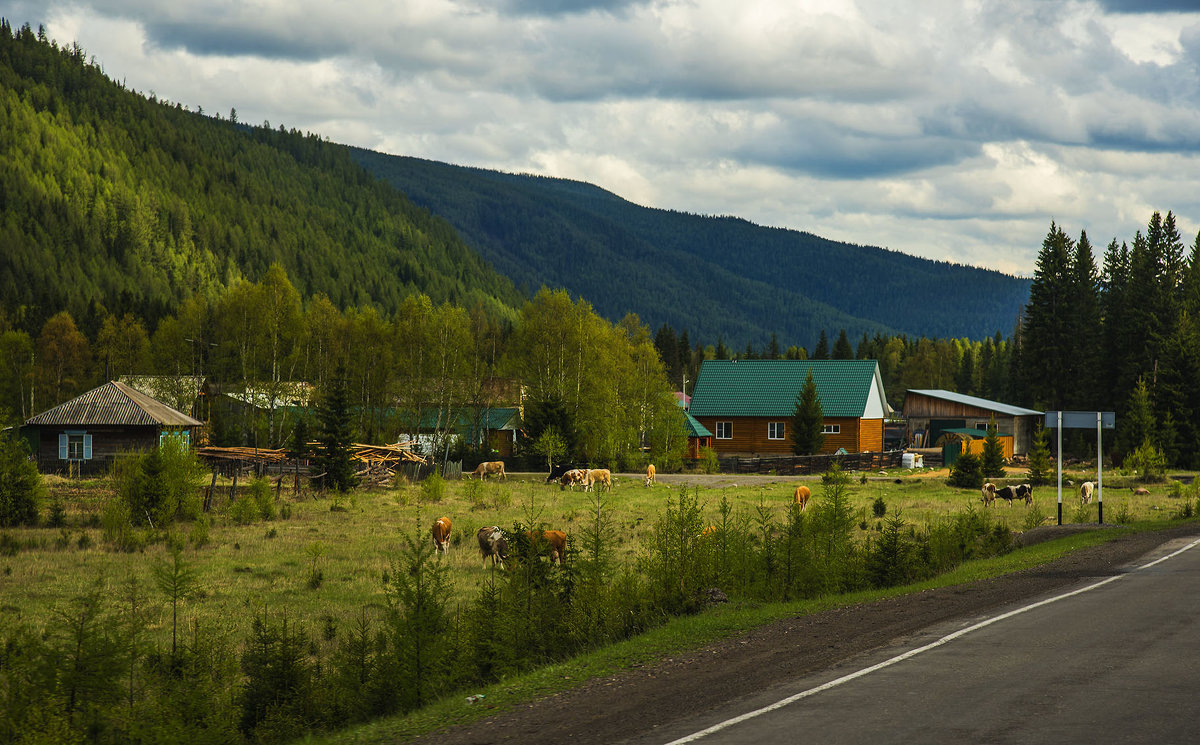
[6, 0, 1200, 276]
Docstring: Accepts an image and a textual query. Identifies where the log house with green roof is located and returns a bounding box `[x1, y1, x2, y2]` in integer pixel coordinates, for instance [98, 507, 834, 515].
[688, 360, 891, 456]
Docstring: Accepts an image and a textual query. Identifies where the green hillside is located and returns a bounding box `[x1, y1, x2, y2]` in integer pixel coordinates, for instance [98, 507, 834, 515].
[351, 150, 1032, 347]
[0, 22, 521, 333]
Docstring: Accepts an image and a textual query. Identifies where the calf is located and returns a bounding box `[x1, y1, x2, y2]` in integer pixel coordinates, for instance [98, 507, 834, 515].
[476, 525, 508, 569]
[981, 482, 997, 507]
[471, 461, 507, 480]
[793, 484, 811, 511]
[1079, 481, 1094, 505]
[1016, 483, 1033, 504]
[431, 516, 452, 555]
[645, 463, 656, 486]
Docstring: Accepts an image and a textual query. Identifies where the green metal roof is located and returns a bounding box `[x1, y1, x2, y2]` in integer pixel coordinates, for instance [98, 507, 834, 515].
[688, 359, 884, 418]
[683, 410, 713, 438]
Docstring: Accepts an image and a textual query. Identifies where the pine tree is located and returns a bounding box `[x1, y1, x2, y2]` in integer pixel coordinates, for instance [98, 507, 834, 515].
[980, 416, 1006, 478]
[832, 329, 853, 360]
[955, 344, 976, 395]
[1026, 422, 1053, 486]
[1021, 222, 1074, 410]
[317, 364, 357, 492]
[791, 370, 824, 455]
[1066, 231, 1102, 408]
[813, 330, 829, 360]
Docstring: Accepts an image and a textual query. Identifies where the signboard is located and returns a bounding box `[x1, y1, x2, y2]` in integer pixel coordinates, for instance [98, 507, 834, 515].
[1044, 411, 1115, 430]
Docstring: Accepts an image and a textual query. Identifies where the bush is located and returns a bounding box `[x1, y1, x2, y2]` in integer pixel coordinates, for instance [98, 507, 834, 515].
[421, 472, 445, 503]
[229, 496, 260, 525]
[947, 451, 984, 489]
[250, 478, 276, 520]
[1124, 439, 1166, 483]
[872, 496, 887, 518]
[0, 434, 44, 527]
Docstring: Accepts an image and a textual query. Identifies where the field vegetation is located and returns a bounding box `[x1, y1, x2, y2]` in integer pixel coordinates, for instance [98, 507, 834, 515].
[2, 461, 1197, 743]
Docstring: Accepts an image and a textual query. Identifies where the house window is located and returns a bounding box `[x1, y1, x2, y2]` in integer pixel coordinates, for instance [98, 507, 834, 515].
[768, 422, 786, 440]
[58, 431, 92, 461]
[822, 424, 841, 435]
[716, 421, 733, 439]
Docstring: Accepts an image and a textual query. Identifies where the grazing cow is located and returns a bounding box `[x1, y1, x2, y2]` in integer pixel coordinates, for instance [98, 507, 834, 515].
[587, 468, 612, 492]
[471, 461, 507, 480]
[793, 484, 811, 511]
[431, 516, 452, 554]
[994, 485, 1018, 506]
[559, 468, 592, 491]
[546, 463, 579, 484]
[1133, 487, 1150, 496]
[645, 464, 656, 486]
[477, 525, 508, 569]
[702, 525, 717, 537]
[1079, 481, 1094, 505]
[526, 529, 568, 564]
[1016, 483, 1033, 504]
[981, 482, 997, 507]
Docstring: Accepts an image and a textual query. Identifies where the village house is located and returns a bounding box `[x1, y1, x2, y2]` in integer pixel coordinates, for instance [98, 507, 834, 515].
[688, 359, 891, 456]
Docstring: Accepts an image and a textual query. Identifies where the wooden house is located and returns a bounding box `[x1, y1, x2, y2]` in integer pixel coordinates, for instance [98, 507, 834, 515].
[681, 406, 714, 459]
[902, 389, 1042, 456]
[21, 381, 203, 475]
[688, 360, 891, 456]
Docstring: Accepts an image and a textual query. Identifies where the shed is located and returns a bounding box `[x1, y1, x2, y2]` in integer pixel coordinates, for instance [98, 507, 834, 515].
[902, 390, 1042, 456]
[21, 381, 203, 475]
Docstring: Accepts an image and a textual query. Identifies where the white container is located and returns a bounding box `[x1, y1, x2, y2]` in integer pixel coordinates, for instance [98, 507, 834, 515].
[902, 452, 915, 469]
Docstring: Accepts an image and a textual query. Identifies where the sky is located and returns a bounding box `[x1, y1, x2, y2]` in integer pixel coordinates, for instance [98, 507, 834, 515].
[6, 0, 1200, 276]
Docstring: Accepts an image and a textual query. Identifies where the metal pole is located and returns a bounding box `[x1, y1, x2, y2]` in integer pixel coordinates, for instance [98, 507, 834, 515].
[1057, 410, 1063, 526]
[1097, 411, 1103, 525]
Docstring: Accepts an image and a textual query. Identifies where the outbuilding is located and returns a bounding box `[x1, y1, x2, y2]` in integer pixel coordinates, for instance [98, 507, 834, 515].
[902, 389, 1042, 457]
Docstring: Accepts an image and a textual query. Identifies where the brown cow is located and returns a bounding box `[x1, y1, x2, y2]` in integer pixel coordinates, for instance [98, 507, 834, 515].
[477, 525, 508, 569]
[645, 463, 656, 486]
[471, 461, 507, 480]
[431, 516, 452, 555]
[793, 484, 811, 511]
[982, 482, 997, 507]
[526, 529, 568, 564]
[587, 468, 612, 492]
[1133, 487, 1150, 496]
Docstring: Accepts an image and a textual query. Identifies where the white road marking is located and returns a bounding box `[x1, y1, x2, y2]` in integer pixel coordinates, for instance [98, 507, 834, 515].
[664, 536, 1200, 744]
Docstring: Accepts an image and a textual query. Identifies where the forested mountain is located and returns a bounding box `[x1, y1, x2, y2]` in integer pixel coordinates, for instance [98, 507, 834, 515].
[0, 22, 521, 336]
[351, 150, 1032, 348]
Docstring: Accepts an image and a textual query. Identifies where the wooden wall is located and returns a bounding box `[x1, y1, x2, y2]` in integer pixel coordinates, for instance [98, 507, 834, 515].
[695, 416, 884, 456]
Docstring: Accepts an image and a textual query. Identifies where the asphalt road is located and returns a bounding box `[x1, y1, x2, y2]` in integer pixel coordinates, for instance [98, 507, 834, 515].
[634, 535, 1200, 745]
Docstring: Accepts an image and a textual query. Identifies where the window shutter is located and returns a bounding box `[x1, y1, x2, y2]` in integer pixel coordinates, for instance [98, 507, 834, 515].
[83, 434, 93, 460]
[58, 433, 68, 460]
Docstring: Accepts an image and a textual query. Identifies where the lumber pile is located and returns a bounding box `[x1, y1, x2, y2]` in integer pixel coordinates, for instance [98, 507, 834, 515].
[350, 442, 426, 486]
[194, 446, 289, 463]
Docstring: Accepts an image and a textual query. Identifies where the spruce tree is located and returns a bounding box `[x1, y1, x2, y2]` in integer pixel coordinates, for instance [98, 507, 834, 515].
[1021, 222, 1074, 410]
[317, 365, 357, 492]
[791, 370, 825, 455]
[832, 330, 853, 360]
[813, 331, 830, 360]
[980, 417, 1006, 478]
[1026, 422, 1053, 486]
[1066, 231, 1102, 409]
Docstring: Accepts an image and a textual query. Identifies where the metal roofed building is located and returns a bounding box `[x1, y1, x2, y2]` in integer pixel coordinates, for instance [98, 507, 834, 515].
[902, 389, 1042, 456]
[688, 359, 891, 456]
[21, 380, 203, 475]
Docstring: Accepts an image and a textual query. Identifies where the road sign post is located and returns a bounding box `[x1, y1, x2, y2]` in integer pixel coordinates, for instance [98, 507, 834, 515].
[1044, 411, 1115, 526]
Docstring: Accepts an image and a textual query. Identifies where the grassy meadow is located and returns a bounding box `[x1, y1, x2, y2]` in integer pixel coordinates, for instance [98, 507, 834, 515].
[2, 464, 1193, 651]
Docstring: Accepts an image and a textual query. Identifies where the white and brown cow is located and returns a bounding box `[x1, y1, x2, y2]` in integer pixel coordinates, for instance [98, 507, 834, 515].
[471, 461, 507, 480]
[645, 464, 656, 486]
[559, 468, 592, 491]
[1079, 481, 1094, 505]
[431, 516, 452, 555]
[793, 484, 811, 511]
[526, 529, 568, 564]
[981, 482, 997, 507]
[477, 525, 508, 569]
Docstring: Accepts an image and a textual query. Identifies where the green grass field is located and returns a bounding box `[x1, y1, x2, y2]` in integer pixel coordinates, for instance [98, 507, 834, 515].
[2, 465, 1191, 651]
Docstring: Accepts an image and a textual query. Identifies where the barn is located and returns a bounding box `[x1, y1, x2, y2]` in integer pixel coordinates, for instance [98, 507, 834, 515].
[688, 359, 891, 456]
[20, 381, 203, 475]
[902, 389, 1042, 456]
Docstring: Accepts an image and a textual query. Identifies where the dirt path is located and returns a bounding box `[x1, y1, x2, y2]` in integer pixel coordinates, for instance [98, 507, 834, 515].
[411, 522, 1200, 745]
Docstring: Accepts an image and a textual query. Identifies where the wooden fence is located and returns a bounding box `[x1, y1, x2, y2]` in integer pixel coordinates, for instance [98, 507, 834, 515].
[716, 450, 905, 475]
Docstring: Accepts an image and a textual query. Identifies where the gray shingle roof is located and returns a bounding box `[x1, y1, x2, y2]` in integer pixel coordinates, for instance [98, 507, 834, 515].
[905, 389, 1042, 417]
[25, 381, 203, 427]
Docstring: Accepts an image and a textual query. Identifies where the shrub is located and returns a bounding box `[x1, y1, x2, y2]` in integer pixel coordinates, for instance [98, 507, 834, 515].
[229, 496, 260, 525]
[698, 446, 720, 475]
[421, 473, 445, 503]
[948, 451, 984, 489]
[872, 495, 887, 518]
[1125, 439, 1166, 483]
[0, 434, 44, 527]
[249, 478, 276, 520]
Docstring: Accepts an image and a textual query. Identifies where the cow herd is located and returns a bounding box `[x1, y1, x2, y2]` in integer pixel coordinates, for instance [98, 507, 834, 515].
[428, 519, 567, 570]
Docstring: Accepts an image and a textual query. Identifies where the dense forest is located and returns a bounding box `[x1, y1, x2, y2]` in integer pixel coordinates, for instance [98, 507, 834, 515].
[1016, 213, 1200, 467]
[351, 149, 1031, 348]
[0, 21, 521, 339]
